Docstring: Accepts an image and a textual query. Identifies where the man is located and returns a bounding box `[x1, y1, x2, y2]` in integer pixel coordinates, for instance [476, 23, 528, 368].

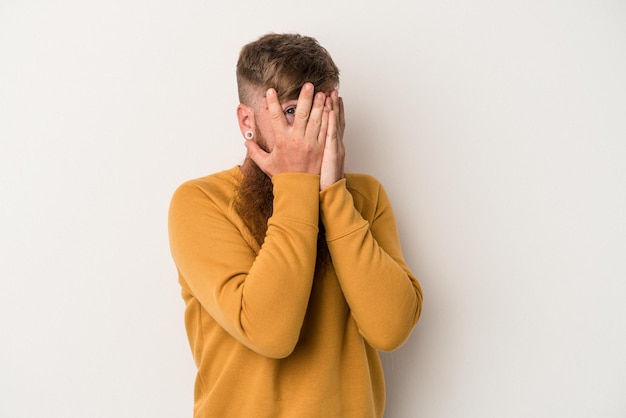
[168, 33, 423, 418]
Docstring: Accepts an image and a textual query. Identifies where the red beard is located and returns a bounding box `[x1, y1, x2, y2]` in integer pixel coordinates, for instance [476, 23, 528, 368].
[234, 155, 331, 276]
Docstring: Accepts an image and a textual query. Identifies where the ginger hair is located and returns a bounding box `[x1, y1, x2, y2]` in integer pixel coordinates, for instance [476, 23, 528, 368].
[236, 33, 340, 105]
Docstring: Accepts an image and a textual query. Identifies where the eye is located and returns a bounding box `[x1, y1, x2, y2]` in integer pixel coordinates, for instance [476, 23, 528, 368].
[283, 106, 296, 125]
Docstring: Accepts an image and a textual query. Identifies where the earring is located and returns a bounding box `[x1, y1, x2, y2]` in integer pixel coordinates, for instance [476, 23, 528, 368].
[244, 130, 254, 140]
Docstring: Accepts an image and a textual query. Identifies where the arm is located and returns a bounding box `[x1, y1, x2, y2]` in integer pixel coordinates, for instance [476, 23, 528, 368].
[169, 83, 331, 358]
[320, 178, 423, 351]
[318, 91, 422, 350]
[168, 173, 320, 358]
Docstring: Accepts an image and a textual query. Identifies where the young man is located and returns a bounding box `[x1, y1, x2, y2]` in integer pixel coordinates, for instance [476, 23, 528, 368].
[168, 33, 423, 417]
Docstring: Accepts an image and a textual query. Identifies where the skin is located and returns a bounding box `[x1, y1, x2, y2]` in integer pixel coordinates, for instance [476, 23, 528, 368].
[237, 83, 345, 191]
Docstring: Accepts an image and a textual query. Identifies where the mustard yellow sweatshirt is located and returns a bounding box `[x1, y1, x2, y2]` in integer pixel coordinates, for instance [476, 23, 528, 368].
[168, 166, 422, 418]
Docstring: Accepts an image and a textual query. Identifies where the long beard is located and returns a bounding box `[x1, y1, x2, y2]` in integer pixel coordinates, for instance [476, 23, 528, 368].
[234, 158, 274, 247]
[233, 157, 331, 276]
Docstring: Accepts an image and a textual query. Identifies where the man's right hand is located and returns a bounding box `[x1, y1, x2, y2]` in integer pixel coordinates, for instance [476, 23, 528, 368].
[245, 83, 330, 177]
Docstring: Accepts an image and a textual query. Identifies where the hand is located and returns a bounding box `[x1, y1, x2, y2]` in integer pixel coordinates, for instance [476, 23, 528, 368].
[245, 83, 330, 177]
[320, 90, 345, 190]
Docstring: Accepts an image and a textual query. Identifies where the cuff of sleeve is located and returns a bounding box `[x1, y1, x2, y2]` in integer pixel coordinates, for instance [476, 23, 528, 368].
[320, 178, 368, 240]
[272, 173, 320, 226]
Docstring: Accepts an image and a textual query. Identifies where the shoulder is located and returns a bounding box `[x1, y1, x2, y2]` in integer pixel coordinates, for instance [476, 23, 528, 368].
[170, 166, 241, 208]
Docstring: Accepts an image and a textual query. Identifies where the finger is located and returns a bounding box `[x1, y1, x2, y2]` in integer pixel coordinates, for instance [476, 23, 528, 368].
[330, 90, 340, 113]
[305, 91, 328, 141]
[326, 109, 337, 150]
[317, 103, 330, 145]
[335, 103, 346, 177]
[266, 88, 288, 128]
[244, 139, 272, 175]
[329, 90, 344, 137]
[292, 83, 315, 131]
[337, 95, 345, 138]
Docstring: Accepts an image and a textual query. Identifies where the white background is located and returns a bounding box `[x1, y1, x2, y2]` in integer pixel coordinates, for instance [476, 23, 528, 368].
[1, 1, 625, 417]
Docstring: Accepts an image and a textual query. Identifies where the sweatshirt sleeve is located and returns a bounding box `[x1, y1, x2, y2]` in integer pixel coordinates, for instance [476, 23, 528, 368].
[168, 172, 321, 358]
[319, 177, 423, 351]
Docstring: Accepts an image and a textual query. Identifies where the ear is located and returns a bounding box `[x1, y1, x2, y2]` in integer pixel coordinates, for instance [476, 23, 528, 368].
[236, 104, 255, 138]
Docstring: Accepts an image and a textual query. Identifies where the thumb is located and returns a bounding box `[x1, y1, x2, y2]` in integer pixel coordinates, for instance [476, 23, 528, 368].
[244, 140, 273, 175]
